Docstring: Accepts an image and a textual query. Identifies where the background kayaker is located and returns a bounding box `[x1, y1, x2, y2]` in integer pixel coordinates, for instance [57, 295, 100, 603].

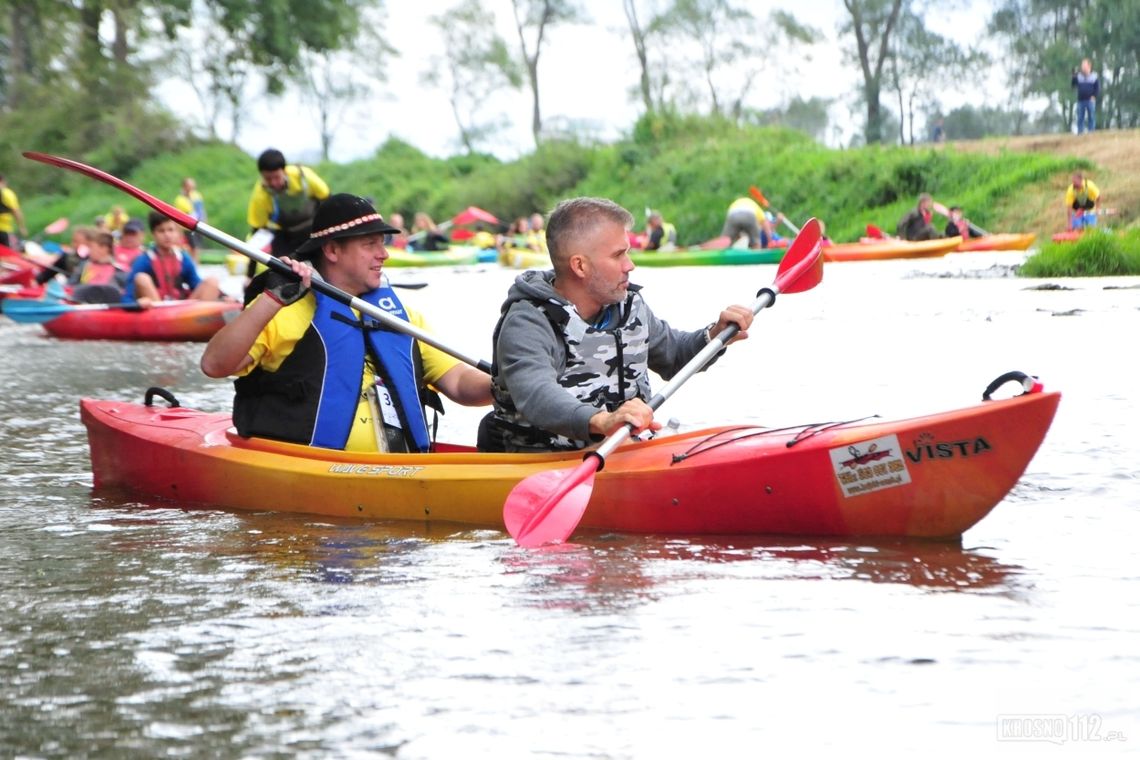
[476, 196, 753, 454]
[384, 211, 408, 249]
[124, 211, 223, 307]
[200, 193, 492, 454]
[0, 173, 29, 249]
[32, 226, 93, 286]
[407, 212, 450, 252]
[246, 148, 331, 261]
[943, 206, 983, 239]
[173, 176, 207, 261]
[527, 212, 548, 253]
[69, 230, 127, 304]
[896, 193, 943, 241]
[1065, 171, 1101, 231]
[721, 196, 774, 249]
[642, 210, 677, 251]
[113, 218, 146, 268]
[103, 205, 129, 237]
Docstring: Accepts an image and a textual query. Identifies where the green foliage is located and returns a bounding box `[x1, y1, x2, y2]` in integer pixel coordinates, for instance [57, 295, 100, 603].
[10, 116, 1111, 259]
[1019, 229, 1140, 277]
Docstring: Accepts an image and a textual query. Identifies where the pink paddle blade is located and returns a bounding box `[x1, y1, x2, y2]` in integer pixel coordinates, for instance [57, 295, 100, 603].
[503, 458, 601, 548]
[45, 218, 69, 235]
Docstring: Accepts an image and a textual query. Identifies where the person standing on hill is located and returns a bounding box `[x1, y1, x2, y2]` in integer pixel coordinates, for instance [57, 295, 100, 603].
[722, 196, 774, 249]
[1064, 172, 1101, 231]
[0, 174, 29, 249]
[174, 177, 207, 260]
[1072, 59, 1099, 135]
[896, 193, 943, 241]
[246, 148, 331, 260]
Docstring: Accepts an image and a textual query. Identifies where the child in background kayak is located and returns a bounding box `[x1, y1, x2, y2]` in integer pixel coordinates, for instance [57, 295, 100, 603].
[123, 211, 222, 307]
[70, 231, 127, 304]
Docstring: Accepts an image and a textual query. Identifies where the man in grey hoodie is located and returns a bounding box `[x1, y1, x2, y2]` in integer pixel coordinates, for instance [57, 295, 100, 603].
[477, 197, 754, 453]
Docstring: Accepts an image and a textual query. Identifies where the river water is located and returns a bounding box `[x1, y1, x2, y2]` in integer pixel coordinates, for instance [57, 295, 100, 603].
[1, 252, 1137, 757]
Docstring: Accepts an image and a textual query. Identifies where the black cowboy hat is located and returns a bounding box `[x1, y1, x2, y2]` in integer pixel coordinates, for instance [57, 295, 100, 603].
[293, 193, 401, 259]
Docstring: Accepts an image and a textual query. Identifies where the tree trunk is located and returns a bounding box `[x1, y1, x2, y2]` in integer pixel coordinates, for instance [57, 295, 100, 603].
[844, 0, 904, 145]
[623, 0, 653, 114]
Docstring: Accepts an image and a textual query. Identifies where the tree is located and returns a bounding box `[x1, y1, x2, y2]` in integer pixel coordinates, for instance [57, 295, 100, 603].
[425, 0, 524, 155]
[510, 0, 587, 146]
[884, 10, 986, 144]
[989, 0, 1082, 131]
[748, 96, 833, 142]
[622, 0, 666, 115]
[1080, 1, 1140, 129]
[839, 0, 906, 144]
[655, 0, 818, 120]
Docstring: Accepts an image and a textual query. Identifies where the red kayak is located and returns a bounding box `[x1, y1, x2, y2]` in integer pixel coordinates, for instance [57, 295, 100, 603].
[81, 384, 1060, 539]
[41, 300, 239, 341]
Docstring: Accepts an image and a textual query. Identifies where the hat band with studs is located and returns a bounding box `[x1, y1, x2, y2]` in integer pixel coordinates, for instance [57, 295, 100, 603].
[309, 213, 383, 239]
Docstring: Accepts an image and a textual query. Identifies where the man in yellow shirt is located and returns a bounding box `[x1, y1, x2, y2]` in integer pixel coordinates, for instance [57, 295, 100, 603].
[246, 148, 331, 259]
[1064, 172, 1101, 231]
[0, 174, 29, 249]
[202, 194, 492, 453]
[722, 196, 775, 248]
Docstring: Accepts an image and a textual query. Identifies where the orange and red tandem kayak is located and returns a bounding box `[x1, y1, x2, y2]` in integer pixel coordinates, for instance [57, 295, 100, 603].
[42, 300, 239, 341]
[81, 388, 1060, 539]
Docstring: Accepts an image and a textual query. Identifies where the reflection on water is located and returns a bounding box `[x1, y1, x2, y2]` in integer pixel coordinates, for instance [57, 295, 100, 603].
[3, 260, 1140, 755]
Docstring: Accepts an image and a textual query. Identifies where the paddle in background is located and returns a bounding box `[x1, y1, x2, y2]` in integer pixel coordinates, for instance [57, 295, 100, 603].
[23, 151, 491, 374]
[749, 185, 801, 236]
[502, 217, 825, 548]
[1, 298, 188, 324]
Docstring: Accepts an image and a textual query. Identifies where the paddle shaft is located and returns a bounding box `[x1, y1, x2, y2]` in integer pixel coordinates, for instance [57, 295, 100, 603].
[23, 152, 490, 374]
[199, 220, 490, 372]
[592, 288, 775, 462]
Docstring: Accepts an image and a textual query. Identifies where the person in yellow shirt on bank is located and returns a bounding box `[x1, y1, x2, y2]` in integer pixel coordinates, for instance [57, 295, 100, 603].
[0, 174, 28, 249]
[1064, 171, 1101, 231]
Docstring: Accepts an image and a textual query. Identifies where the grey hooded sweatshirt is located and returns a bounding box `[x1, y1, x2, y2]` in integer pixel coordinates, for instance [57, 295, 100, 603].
[479, 269, 712, 452]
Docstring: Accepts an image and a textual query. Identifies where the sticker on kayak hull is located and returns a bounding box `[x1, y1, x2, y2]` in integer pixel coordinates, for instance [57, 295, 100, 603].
[830, 434, 911, 498]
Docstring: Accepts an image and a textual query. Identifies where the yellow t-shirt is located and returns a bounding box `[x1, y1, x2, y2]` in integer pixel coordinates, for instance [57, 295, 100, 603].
[0, 187, 20, 233]
[237, 295, 459, 451]
[1064, 179, 1100, 208]
[246, 165, 331, 230]
[728, 197, 763, 221]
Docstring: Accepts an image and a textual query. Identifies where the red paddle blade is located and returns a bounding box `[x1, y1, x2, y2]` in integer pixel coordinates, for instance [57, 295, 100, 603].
[503, 457, 601, 547]
[22, 152, 199, 231]
[866, 223, 885, 238]
[774, 217, 824, 295]
[749, 185, 770, 208]
[452, 206, 499, 226]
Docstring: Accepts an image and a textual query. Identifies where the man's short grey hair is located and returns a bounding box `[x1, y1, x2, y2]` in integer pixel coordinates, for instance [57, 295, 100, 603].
[546, 197, 633, 269]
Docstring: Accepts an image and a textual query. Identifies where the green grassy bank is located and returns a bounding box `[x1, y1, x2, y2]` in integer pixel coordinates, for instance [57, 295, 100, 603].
[17, 115, 1138, 275]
